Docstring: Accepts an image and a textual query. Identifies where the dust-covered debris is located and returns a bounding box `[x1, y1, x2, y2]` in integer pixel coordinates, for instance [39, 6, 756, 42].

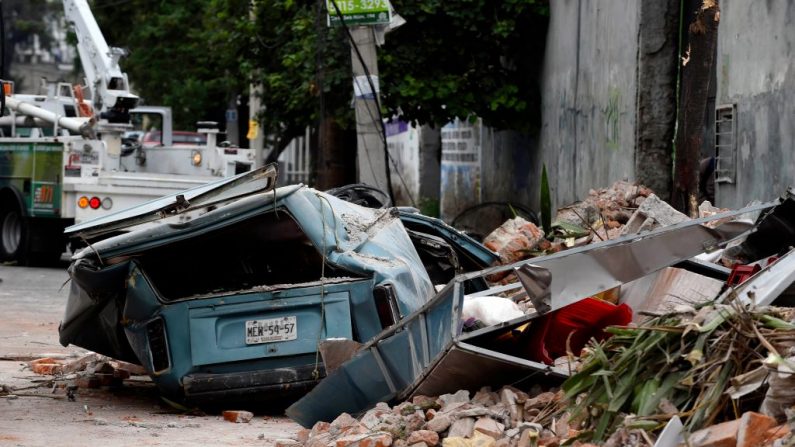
[556, 181, 653, 229]
[299, 386, 570, 447]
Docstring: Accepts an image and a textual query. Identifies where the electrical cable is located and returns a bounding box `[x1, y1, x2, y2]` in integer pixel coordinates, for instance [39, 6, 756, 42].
[328, 0, 404, 206]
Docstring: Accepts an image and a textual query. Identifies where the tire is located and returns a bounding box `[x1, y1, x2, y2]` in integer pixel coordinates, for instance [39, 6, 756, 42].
[0, 202, 27, 263]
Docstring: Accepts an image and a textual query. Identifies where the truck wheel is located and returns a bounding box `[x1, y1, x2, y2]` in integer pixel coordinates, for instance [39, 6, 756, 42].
[0, 203, 27, 263]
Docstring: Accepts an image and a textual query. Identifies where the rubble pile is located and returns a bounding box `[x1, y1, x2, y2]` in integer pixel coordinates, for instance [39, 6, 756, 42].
[555, 181, 654, 239]
[483, 182, 684, 280]
[298, 387, 575, 447]
[27, 352, 147, 389]
[483, 217, 546, 267]
[296, 304, 795, 446]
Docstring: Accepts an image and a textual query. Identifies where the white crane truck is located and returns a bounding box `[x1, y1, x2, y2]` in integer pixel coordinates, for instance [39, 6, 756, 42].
[0, 0, 253, 263]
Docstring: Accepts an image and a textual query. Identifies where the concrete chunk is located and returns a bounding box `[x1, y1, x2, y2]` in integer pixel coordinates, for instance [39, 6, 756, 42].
[620, 193, 689, 235]
[448, 417, 475, 438]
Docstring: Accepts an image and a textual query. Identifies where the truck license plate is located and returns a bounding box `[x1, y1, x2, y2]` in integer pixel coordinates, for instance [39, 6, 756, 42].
[245, 316, 297, 344]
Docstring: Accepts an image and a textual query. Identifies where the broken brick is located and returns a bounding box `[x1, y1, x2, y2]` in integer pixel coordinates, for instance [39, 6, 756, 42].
[737, 412, 777, 447]
[407, 430, 439, 447]
[473, 417, 504, 440]
[311, 421, 331, 437]
[110, 360, 147, 376]
[764, 425, 791, 444]
[29, 358, 64, 375]
[222, 410, 253, 423]
[75, 376, 102, 389]
[331, 413, 361, 432]
[687, 418, 741, 447]
[334, 432, 393, 447]
[296, 428, 311, 443]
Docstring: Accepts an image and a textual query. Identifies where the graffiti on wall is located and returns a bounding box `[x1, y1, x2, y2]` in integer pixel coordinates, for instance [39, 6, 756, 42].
[605, 87, 622, 150]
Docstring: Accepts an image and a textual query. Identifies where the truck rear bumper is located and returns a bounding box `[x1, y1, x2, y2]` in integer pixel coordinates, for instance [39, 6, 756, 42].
[182, 364, 323, 403]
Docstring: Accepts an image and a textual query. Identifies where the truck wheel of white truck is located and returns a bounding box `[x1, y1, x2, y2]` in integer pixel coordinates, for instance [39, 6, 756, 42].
[0, 200, 27, 263]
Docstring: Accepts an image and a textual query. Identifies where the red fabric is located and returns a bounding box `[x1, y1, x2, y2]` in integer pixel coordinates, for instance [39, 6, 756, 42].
[521, 297, 633, 365]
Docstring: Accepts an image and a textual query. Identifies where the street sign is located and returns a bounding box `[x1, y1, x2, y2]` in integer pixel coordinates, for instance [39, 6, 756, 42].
[327, 0, 391, 26]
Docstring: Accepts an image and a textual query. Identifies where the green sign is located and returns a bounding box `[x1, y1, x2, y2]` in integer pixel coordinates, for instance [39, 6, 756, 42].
[327, 0, 391, 26]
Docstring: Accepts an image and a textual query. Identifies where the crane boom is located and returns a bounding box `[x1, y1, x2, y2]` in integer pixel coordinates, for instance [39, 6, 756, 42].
[62, 0, 138, 122]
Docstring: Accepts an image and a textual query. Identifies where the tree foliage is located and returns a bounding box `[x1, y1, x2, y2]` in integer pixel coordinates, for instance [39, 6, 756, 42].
[381, 0, 548, 132]
[248, 0, 353, 149]
[92, 0, 250, 129]
[89, 0, 548, 139]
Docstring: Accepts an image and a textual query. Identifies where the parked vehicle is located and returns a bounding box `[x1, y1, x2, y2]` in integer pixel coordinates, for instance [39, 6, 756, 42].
[59, 165, 498, 403]
[0, 0, 253, 263]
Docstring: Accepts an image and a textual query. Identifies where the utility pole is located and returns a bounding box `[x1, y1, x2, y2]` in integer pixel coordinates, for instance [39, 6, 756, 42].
[248, 1, 265, 168]
[350, 26, 389, 193]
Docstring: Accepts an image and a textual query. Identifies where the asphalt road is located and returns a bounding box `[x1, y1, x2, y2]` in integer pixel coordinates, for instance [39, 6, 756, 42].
[0, 262, 74, 356]
[0, 263, 302, 446]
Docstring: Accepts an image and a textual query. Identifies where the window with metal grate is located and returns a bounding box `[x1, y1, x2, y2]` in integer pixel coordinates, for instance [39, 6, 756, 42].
[715, 104, 737, 184]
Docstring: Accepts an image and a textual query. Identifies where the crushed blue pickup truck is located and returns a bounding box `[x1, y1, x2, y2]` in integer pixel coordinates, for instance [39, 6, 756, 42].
[58, 165, 498, 403]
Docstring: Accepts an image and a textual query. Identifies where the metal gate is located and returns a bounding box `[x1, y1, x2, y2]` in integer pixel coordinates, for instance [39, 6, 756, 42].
[278, 127, 312, 185]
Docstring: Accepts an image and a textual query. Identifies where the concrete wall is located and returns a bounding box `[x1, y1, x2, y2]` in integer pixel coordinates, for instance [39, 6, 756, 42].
[714, 0, 795, 208]
[419, 1, 682, 222]
[537, 0, 641, 209]
[387, 122, 440, 214]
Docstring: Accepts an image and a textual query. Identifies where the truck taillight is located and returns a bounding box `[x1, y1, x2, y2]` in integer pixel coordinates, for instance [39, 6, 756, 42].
[101, 197, 112, 210]
[78, 196, 89, 208]
[89, 197, 101, 209]
[373, 284, 401, 329]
